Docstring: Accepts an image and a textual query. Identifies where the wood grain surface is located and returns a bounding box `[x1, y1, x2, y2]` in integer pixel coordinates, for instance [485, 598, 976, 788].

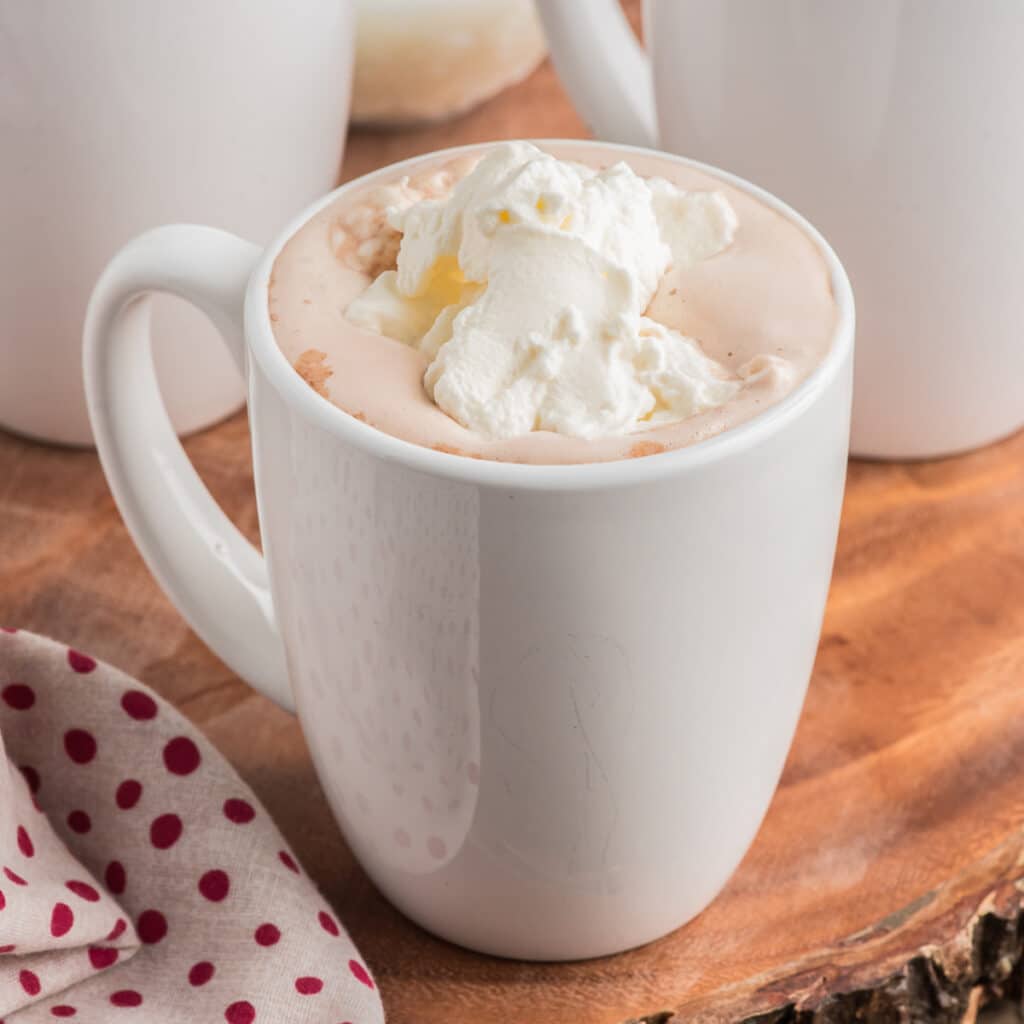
[3, 16, 1024, 1022]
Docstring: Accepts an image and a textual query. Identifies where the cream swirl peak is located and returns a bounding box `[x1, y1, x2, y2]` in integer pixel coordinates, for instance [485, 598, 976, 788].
[345, 141, 742, 440]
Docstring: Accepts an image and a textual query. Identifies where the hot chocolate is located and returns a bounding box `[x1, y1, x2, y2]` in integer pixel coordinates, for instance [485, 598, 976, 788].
[270, 142, 838, 464]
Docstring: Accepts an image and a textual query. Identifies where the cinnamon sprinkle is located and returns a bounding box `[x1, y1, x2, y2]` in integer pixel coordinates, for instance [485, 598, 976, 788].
[628, 440, 667, 459]
[293, 349, 332, 398]
[432, 443, 487, 461]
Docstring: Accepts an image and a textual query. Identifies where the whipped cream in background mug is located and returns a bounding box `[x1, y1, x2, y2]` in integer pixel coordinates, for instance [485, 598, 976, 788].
[83, 141, 853, 959]
[537, 0, 1024, 459]
[351, 0, 546, 125]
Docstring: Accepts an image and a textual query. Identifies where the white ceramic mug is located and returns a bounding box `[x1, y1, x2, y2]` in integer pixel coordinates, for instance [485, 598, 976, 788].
[536, 0, 1024, 459]
[84, 141, 853, 961]
[0, 0, 354, 445]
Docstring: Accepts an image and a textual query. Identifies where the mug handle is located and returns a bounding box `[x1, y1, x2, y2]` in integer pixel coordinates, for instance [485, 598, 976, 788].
[83, 225, 294, 712]
[535, 0, 657, 147]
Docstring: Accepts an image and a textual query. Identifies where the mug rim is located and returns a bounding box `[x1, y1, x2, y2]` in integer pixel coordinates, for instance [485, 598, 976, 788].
[244, 139, 854, 492]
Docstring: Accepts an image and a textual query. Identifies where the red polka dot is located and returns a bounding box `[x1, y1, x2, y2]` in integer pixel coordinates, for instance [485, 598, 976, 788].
[188, 961, 215, 987]
[19, 969, 40, 996]
[466, 760, 480, 784]
[254, 923, 280, 946]
[109, 990, 143, 1007]
[67, 810, 91, 834]
[17, 825, 33, 857]
[0, 943, 14, 953]
[137, 909, 167, 944]
[1, 626, 17, 633]
[163, 736, 201, 775]
[62, 880, 99, 903]
[18, 765, 40, 794]
[223, 798, 255, 824]
[295, 977, 323, 995]
[64, 729, 97, 764]
[4, 867, 26, 886]
[88, 946, 118, 969]
[0, 891, 5, 910]
[51, 1008, 77, 1018]
[105, 860, 126, 895]
[120, 690, 157, 720]
[65, 880, 100, 902]
[116, 779, 142, 810]
[224, 1001, 255, 1024]
[198, 869, 229, 902]
[2, 684, 34, 710]
[278, 850, 299, 874]
[427, 835, 447, 860]
[318, 910, 339, 936]
[107, 918, 127, 941]
[67, 649, 97, 673]
[51, 902, 74, 937]
[348, 959, 374, 989]
[150, 814, 183, 849]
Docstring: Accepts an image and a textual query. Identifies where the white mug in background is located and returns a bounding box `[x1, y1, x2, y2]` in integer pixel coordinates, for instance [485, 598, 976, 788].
[536, 0, 1024, 459]
[0, 0, 354, 445]
[83, 142, 853, 960]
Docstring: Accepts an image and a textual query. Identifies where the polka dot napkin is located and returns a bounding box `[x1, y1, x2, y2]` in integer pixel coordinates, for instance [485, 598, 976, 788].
[0, 629, 384, 1024]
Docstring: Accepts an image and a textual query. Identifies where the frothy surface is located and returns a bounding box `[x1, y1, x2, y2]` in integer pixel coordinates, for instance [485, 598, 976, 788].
[270, 143, 839, 464]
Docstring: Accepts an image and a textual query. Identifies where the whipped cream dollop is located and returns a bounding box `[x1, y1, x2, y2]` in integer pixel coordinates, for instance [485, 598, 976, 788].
[346, 141, 741, 440]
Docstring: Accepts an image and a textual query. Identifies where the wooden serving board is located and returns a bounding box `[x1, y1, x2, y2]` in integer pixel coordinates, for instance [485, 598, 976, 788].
[3, 16, 1024, 1021]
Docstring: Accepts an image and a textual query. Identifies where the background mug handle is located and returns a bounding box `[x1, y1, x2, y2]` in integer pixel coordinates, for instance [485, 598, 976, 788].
[83, 225, 294, 711]
[534, 0, 658, 147]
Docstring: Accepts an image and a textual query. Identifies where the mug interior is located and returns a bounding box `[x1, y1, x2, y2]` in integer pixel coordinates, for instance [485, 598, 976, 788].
[244, 139, 855, 491]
